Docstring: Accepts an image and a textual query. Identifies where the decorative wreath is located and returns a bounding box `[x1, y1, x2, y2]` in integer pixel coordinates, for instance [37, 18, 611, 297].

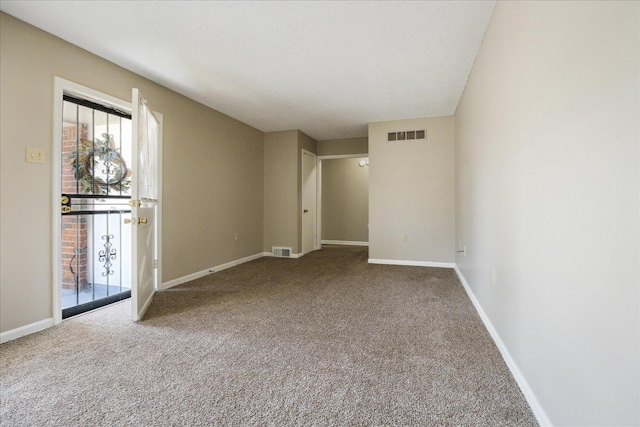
[70, 133, 131, 195]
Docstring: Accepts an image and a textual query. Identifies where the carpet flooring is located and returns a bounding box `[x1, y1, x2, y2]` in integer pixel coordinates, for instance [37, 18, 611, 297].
[0, 246, 537, 426]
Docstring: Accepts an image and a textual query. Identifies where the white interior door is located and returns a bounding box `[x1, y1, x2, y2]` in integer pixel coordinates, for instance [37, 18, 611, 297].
[302, 150, 317, 255]
[131, 88, 162, 321]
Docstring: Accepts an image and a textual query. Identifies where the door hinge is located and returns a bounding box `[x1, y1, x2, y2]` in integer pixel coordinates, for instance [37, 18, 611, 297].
[128, 199, 141, 207]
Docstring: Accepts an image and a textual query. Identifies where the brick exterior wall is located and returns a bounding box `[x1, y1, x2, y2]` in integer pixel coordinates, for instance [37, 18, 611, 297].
[61, 124, 89, 291]
[62, 123, 88, 194]
[61, 216, 89, 291]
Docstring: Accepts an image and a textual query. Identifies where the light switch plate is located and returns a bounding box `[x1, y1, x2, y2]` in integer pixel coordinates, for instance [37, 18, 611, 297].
[26, 147, 45, 164]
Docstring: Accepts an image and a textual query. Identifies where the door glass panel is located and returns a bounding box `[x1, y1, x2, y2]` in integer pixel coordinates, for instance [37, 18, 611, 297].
[61, 212, 131, 310]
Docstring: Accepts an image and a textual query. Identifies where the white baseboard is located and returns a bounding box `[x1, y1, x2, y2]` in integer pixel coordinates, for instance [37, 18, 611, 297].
[368, 258, 455, 268]
[161, 252, 265, 290]
[453, 265, 552, 427]
[0, 318, 54, 344]
[321, 240, 369, 246]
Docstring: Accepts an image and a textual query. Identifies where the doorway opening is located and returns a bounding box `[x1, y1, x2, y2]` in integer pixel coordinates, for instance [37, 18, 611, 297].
[317, 154, 370, 249]
[59, 94, 133, 319]
[53, 78, 162, 324]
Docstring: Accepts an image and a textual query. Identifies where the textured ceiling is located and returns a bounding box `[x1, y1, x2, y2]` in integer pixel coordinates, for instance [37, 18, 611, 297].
[1, 1, 495, 140]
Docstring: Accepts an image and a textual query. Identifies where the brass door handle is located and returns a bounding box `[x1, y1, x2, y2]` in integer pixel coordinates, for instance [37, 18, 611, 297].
[125, 218, 148, 225]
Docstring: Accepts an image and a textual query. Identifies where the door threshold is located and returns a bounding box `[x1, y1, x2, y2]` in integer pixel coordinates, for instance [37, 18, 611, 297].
[62, 291, 131, 319]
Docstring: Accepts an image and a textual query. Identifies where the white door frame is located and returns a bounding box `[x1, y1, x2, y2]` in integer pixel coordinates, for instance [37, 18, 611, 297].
[301, 149, 318, 255]
[316, 153, 369, 249]
[52, 77, 163, 324]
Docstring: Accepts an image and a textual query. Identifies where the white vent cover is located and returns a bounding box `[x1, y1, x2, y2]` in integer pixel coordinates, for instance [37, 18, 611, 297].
[272, 247, 292, 258]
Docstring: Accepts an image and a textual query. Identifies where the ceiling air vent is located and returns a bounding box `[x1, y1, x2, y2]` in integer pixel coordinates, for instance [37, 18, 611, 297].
[272, 247, 292, 258]
[388, 129, 427, 142]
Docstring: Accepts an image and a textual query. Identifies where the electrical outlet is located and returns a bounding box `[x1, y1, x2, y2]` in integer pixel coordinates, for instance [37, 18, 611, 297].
[402, 234, 408, 241]
[234, 232, 239, 241]
[26, 147, 45, 164]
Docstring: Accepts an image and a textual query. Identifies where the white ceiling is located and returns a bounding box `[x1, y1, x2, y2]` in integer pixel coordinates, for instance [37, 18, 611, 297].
[1, 1, 495, 141]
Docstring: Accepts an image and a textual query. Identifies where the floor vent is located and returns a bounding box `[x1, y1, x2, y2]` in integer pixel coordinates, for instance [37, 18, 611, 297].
[272, 247, 292, 258]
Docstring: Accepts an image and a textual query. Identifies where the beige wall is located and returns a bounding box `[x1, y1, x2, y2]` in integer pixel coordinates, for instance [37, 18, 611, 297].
[263, 130, 317, 255]
[317, 137, 368, 156]
[0, 13, 264, 332]
[263, 130, 298, 253]
[321, 158, 369, 243]
[455, 2, 639, 425]
[368, 116, 455, 263]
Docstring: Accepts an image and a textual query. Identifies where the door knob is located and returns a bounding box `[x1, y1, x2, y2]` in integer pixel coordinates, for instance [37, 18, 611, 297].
[125, 218, 147, 224]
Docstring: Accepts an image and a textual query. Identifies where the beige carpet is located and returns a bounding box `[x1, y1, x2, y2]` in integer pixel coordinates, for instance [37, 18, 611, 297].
[0, 246, 537, 426]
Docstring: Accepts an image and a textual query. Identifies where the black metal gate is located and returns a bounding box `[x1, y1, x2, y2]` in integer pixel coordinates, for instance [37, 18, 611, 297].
[60, 96, 133, 319]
